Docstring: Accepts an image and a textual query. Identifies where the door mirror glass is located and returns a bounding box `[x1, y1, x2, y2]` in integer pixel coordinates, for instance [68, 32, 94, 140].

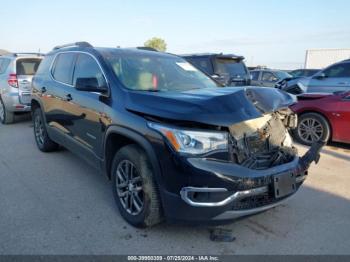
[75, 77, 107, 92]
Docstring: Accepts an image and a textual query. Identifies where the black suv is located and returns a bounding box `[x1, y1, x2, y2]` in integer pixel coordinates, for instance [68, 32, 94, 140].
[31, 42, 323, 228]
[182, 53, 251, 86]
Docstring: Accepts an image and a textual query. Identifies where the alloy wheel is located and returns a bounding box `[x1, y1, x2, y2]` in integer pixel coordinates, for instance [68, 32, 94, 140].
[116, 160, 144, 215]
[298, 117, 324, 143]
[34, 115, 45, 146]
[0, 101, 4, 122]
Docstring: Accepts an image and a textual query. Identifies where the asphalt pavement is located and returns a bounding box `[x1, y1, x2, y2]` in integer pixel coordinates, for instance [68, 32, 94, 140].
[1, 118, 350, 255]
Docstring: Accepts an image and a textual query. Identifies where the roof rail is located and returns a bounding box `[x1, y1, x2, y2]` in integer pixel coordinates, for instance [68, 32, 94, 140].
[9, 53, 45, 57]
[53, 42, 93, 50]
[136, 46, 158, 52]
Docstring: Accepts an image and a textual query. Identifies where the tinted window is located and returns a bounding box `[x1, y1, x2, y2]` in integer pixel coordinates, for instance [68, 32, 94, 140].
[16, 59, 41, 75]
[52, 53, 77, 85]
[251, 71, 260, 80]
[73, 54, 107, 88]
[215, 59, 247, 77]
[262, 72, 277, 82]
[275, 71, 292, 80]
[36, 55, 54, 76]
[0, 58, 11, 74]
[323, 63, 350, 78]
[187, 57, 213, 75]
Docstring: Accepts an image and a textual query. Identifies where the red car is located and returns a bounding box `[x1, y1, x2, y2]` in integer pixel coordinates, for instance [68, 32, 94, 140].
[290, 91, 350, 145]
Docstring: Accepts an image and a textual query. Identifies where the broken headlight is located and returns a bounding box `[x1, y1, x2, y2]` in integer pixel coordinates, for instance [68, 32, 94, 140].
[148, 122, 228, 155]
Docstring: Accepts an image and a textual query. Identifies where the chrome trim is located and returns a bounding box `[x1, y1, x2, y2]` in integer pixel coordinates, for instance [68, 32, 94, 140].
[49, 51, 110, 91]
[180, 186, 269, 207]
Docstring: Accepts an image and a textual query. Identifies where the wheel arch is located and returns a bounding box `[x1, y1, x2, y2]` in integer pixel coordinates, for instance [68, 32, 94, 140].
[103, 126, 162, 184]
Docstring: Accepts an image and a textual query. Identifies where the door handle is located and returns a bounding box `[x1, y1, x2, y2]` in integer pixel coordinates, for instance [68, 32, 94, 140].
[41, 87, 47, 93]
[65, 94, 73, 101]
[338, 82, 348, 85]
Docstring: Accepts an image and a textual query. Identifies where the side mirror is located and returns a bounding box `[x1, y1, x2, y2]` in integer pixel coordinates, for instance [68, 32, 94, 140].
[314, 73, 327, 80]
[75, 77, 107, 93]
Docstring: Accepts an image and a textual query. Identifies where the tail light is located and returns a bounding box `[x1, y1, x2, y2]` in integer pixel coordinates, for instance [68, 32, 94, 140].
[8, 74, 18, 88]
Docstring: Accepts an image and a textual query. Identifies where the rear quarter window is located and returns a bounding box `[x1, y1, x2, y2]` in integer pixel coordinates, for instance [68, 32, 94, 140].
[35, 55, 54, 76]
[16, 58, 42, 75]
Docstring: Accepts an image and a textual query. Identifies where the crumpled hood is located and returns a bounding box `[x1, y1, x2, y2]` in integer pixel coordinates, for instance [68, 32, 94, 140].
[125, 87, 296, 126]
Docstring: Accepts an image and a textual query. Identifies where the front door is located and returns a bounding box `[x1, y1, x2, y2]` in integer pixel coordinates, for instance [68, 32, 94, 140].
[63, 53, 109, 160]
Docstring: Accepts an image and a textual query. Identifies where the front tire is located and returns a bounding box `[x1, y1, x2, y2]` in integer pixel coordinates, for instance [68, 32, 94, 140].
[0, 98, 14, 124]
[294, 112, 330, 146]
[111, 145, 163, 228]
[33, 108, 59, 152]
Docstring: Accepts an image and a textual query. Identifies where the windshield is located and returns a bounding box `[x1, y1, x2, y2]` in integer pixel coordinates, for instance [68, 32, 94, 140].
[215, 58, 247, 77]
[275, 71, 292, 79]
[103, 51, 218, 92]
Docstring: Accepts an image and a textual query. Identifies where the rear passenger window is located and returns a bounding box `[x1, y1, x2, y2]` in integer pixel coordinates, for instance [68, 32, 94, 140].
[0, 58, 10, 74]
[52, 53, 77, 85]
[73, 54, 107, 88]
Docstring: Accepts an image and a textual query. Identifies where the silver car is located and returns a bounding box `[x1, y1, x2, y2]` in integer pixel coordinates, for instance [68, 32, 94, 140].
[0, 53, 42, 124]
[280, 59, 350, 94]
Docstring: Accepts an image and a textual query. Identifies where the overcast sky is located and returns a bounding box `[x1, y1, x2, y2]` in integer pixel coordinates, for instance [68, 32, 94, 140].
[1, 0, 349, 69]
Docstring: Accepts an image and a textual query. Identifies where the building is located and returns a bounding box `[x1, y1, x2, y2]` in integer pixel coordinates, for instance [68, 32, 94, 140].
[305, 48, 350, 69]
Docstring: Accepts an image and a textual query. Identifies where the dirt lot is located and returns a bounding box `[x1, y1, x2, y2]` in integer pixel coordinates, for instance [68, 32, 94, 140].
[1, 118, 350, 255]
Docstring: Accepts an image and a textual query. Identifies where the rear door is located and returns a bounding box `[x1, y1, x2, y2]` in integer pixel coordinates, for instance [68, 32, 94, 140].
[47, 52, 77, 138]
[333, 93, 350, 143]
[16, 58, 42, 104]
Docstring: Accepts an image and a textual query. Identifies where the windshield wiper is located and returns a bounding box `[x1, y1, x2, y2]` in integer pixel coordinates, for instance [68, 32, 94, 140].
[134, 89, 161, 92]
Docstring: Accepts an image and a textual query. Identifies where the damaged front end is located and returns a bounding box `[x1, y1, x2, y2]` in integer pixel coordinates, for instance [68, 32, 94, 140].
[133, 87, 324, 221]
[228, 111, 298, 170]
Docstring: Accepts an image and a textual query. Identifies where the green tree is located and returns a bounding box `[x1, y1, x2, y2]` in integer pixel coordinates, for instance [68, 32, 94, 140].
[144, 37, 167, 52]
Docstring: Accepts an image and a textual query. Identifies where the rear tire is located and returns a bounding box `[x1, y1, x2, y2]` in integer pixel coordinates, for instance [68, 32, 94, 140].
[111, 144, 163, 228]
[33, 107, 59, 152]
[0, 98, 14, 124]
[294, 112, 330, 146]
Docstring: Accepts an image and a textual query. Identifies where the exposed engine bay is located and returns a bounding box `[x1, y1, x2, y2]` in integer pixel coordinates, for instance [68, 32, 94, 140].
[228, 110, 298, 170]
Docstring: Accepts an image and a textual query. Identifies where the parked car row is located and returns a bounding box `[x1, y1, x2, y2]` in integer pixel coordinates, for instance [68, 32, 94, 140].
[0, 42, 324, 228]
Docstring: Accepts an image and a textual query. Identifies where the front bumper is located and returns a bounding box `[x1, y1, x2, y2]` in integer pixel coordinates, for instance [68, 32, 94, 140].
[161, 141, 324, 223]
